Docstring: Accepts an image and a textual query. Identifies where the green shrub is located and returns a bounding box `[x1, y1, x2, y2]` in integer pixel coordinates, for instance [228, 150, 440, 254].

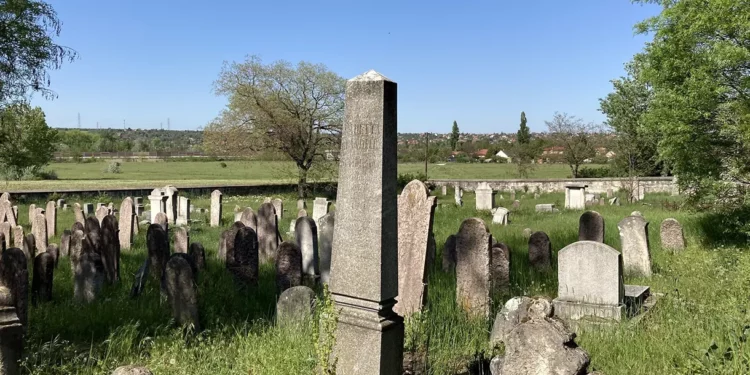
[577, 166, 614, 178]
[220, 162, 228, 168]
[104, 161, 122, 174]
[398, 172, 428, 189]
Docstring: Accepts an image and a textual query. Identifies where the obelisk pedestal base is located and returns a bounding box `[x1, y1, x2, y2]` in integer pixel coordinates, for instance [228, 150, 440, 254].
[332, 295, 404, 375]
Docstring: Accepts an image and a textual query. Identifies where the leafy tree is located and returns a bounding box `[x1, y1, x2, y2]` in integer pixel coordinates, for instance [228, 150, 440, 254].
[205, 55, 345, 198]
[0, 0, 77, 107]
[58, 130, 99, 154]
[450, 120, 460, 151]
[599, 62, 661, 179]
[0, 103, 57, 178]
[512, 111, 540, 177]
[545, 112, 597, 178]
[629, 0, 750, 206]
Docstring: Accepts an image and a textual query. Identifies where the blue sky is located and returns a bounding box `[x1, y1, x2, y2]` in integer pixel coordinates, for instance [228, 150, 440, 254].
[33, 0, 660, 133]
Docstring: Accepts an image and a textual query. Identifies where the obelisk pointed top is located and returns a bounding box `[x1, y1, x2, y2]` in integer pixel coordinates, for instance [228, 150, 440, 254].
[349, 69, 393, 82]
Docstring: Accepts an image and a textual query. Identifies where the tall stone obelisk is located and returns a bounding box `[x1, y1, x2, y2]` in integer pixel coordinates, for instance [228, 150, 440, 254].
[329, 70, 403, 374]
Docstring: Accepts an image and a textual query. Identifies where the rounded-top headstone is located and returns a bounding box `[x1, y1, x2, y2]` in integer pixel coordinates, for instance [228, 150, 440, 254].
[660, 218, 685, 251]
[455, 218, 492, 318]
[276, 285, 315, 327]
[578, 211, 604, 242]
[146, 224, 169, 282]
[275, 241, 302, 293]
[84, 216, 100, 234]
[528, 231, 552, 270]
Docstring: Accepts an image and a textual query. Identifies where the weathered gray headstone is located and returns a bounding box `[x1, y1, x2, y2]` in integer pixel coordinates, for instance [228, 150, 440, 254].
[295, 217, 319, 283]
[491, 243, 510, 292]
[456, 218, 492, 318]
[229, 226, 259, 286]
[32, 213, 47, 255]
[163, 254, 200, 330]
[45, 201, 56, 239]
[23, 234, 35, 261]
[162, 185, 179, 225]
[1, 200, 16, 227]
[475, 182, 495, 211]
[147, 189, 166, 224]
[71, 221, 84, 234]
[454, 185, 463, 206]
[395, 179, 436, 316]
[272, 198, 283, 221]
[239, 207, 257, 230]
[606, 188, 613, 198]
[509, 190, 516, 201]
[297, 209, 307, 218]
[69, 230, 84, 275]
[276, 241, 302, 293]
[189, 242, 206, 272]
[564, 184, 587, 210]
[177, 196, 190, 226]
[312, 197, 329, 224]
[631, 211, 643, 217]
[12, 226, 23, 252]
[0, 285, 23, 375]
[328, 70, 403, 374]
[0, 222, 9, 251]
[318, 212, 335, 284]
[442, 234, 456, 272]
[441, 185, 447, 195]
[257, 202, 278, 263]
[27, 204, 36, 225]
[535, 203, 555, 213]
[618, 216, 652, 277]
[174, 227, 189, 253]
[60, 230, 71, 257]
[578, 211, 604, 242]
[511, 200, 521, 210]
[46, 243, 59, 267]
[95, 205, 109, 224]
[146, 224, 170, 283]
[100, 215, 120, 284]
[276, 285, 315, 327]
[119, 197, 135, 250]
[609, 197, 620, 206]
[0, 248, 29, 329]
[32, 252, 55, 305]
[296, 199, 306, 210]
[660, 218, 685, 251]
[553, 241, 626, 321]
[112, 365, 154, 375]
[154, 212, 168, 232]
[528, 231, 552, 270]
[491, 207, 509, 225]
[73, 203, 85, 225]
[210, 190, 222, 227]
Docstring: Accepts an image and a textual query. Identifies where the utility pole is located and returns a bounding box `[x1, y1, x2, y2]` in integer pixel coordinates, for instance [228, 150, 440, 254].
[167, 118, 171, 130]
[424, 132, 429, 178]
[123, 119, 126, 130]
[160, 122, 163, 130]
[96, 121, 99, 129]
[77, 113, 81, 128]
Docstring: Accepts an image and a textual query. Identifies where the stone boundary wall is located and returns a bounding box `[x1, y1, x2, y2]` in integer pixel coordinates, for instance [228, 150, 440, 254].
[429, 177, 677, 195]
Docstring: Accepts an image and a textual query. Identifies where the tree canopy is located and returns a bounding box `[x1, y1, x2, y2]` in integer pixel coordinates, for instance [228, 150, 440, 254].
[625, 0, 750, 204]
[0, 102, 57, 179]
[545, 112, 597, 178]
[0, 0, 77, 107]
[204, 55, 346, 197]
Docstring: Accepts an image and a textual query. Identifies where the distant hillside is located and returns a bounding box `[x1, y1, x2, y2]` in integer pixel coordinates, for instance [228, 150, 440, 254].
[56, 128, 203, 153]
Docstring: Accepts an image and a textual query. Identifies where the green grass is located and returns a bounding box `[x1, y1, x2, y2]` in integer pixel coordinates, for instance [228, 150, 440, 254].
[17, 190, 750, 374]
[2, 161, 598, 191]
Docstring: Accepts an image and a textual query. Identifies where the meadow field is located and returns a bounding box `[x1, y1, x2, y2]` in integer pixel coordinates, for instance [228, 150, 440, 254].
[16, 188, 750, 374]
[1, 161, 597, 191]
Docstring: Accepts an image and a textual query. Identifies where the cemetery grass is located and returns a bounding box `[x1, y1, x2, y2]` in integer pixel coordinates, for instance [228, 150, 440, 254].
[21, 191, 750, 374]
[3, 161, 597, 191]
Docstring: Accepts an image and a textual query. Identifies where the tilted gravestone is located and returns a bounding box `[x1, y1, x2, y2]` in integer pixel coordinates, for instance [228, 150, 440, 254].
[32, 252, 55, 305]
[189, 242, 206, 272]
[553, 241, 626, 321]
[327, 70, 403, 373]
[317, 212, 335, 284]
[32, 213, 47, 255]
[275, 241, 302, 294]
[119, 197, 135, 251]
[295, 217, 319, 283]
[84, 216, 100, 234]
[491, 207, 509, 225]
[69, 230, 84, 274]
[257, 203, 279, 263]
[442, 234, 457, 272]
[578, 211, 604, 242]
[528, 231, 552, 270]
[71, 221, 84, 234]
[660, 218, 685, 251]
[74, 203, 85, 225]
[163, 254, 200, 330]
[100, 215, 120, 284]
[45, 201, 57, 239]
[618, 216, 652, 277]
[229, 227, 259, 286]
[395, 179, 436, 316]
[1, 200, 16, 227]
[174, 227, 189, 253]
[22, 234, 35, 260]
[239, 207, 257, 230]
[210, 190, 222, 227]
[276, 285, 315, 327]
[0, 248, 29, 329]
[456, 218, 492, 318]
[146, 224, 170, 283]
